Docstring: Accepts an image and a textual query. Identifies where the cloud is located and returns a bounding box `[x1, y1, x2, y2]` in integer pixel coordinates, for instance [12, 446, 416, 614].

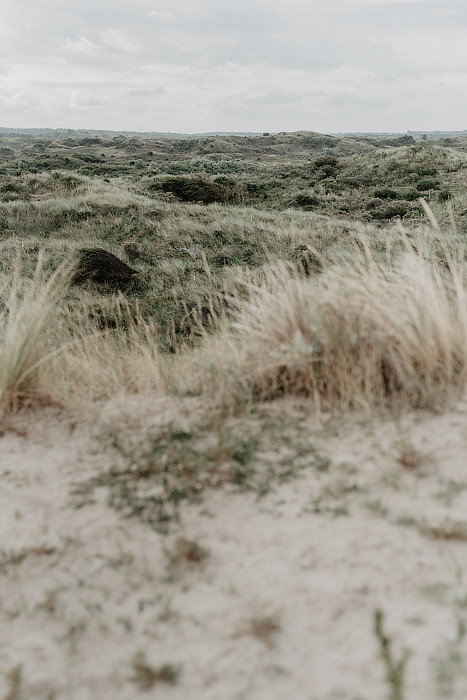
[100, 29, 140, 54]
[68, 90, 112, 109]
[225, 89, 303, 108]
[1, 0, 467, 132]
[0, 88, 41, 113]
[124, 87, 167, 98]
[62, 36, 104, 60]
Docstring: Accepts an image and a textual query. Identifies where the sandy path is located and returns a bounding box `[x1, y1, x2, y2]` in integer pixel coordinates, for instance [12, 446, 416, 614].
[2, 397, 467, 699]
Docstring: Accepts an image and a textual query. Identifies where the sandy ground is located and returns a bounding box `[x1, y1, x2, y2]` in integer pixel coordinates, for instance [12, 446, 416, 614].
[2, 395, 467, 700]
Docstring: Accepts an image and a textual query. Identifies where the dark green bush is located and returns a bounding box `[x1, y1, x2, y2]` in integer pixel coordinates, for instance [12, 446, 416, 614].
[370, 202, 410, 220]
[293, 194, 320, 209]
[72, 248, 140, 291]
[313, 155, 340, 178]
[314, 155, 339, 169]
[75, 153, 104, 163]
[404, 190, 422, 201]
[373, 188, 399, 200]
[416, 179, 440, 191]
[438, 189, 453, 202]
[160, 177, 228, 204]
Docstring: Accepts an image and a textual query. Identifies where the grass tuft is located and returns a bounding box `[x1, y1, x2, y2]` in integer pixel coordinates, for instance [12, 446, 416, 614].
[0, 256, 70, 414]
[199, 232, 467, 412]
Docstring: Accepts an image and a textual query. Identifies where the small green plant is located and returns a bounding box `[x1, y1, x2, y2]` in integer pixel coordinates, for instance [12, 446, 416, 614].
[73, 419, 258, 532]
[373, 608, 409, 700]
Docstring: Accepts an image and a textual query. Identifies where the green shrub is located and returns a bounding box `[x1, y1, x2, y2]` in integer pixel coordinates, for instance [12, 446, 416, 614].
[373, 188, 399, 200]
[416, 179, 440, 191]
[293, 194, 320, 209]
[72, 248, 140, 291]
[370, 202, 410, 220]
[313, 155, 340, 177]
[438, 189, 453, 202]
[160, 177, 228, 204]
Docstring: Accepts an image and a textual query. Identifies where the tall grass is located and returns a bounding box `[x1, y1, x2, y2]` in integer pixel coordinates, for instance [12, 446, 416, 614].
[3, 215, 467, 416]
[55, 298, 163, 402]
[0, 256, 69, 414]
[193, 229, 467, 412]
[0, 273, 164, 413]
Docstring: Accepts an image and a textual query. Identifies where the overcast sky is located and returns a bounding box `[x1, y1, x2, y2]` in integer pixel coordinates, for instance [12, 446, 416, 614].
[1, 0, 467, 133]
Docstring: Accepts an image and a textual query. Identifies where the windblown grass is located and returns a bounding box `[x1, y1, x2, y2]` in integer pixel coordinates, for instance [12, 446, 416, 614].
[190, 227, 467, 412]
[2, 201, 467, 416]
[55, 298, 163, 402]
[0, 262, 163, 412]
[0, 256, 69, 414]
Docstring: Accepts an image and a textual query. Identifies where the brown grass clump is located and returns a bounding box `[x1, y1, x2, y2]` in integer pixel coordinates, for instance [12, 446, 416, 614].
[54, 298, 163, 403]
[130, 652, 180, 690]
[195, 234, 467, 412]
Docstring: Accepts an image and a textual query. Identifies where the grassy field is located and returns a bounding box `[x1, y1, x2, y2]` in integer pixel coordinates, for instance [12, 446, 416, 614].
[3, 130, 467, 699]
[2, 128, 467, 410]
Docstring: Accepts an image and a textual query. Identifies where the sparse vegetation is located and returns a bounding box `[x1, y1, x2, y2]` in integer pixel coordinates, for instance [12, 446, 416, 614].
[130, 652, 181, 690]
[244, 613, 281, 648]
[164, 537, 209, 573]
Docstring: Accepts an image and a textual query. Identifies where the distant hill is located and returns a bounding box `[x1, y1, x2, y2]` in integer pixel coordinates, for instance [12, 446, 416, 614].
[334, 130, 467, 140]
[0, 127, 261, 140]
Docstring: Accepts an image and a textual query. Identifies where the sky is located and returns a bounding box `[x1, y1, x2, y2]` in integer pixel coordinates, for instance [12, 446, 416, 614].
[1, 0, 467, 134]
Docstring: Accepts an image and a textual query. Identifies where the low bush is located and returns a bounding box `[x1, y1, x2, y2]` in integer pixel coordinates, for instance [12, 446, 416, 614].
[72, 248, 140, 291]
[293, 194, 320, 209]
[159, 177, 228, 204]
[416, 179, 441, 191]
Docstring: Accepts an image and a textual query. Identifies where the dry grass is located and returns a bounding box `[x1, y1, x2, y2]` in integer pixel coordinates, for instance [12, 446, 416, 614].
[53, 298, 163, 402]
[2, 210, 467, 416]
[192, 230, 467, 412]
[0, 256, 70, 415]
[0, 260, 163, 412]
[395, 440, 426, 471]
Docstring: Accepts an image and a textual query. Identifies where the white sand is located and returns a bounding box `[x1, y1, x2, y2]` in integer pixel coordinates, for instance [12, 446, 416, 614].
[2, 396, 467, 699]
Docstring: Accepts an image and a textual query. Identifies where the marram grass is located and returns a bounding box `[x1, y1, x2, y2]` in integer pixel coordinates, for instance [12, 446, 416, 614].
[189, 236, 467, 412]
[0, 256, 70, 414]
[2, 220, 467, 415]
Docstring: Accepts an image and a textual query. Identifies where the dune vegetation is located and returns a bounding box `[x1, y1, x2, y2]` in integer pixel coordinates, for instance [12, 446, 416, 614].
[1, 129, 467, 415]
[4, 129, 467, 700]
